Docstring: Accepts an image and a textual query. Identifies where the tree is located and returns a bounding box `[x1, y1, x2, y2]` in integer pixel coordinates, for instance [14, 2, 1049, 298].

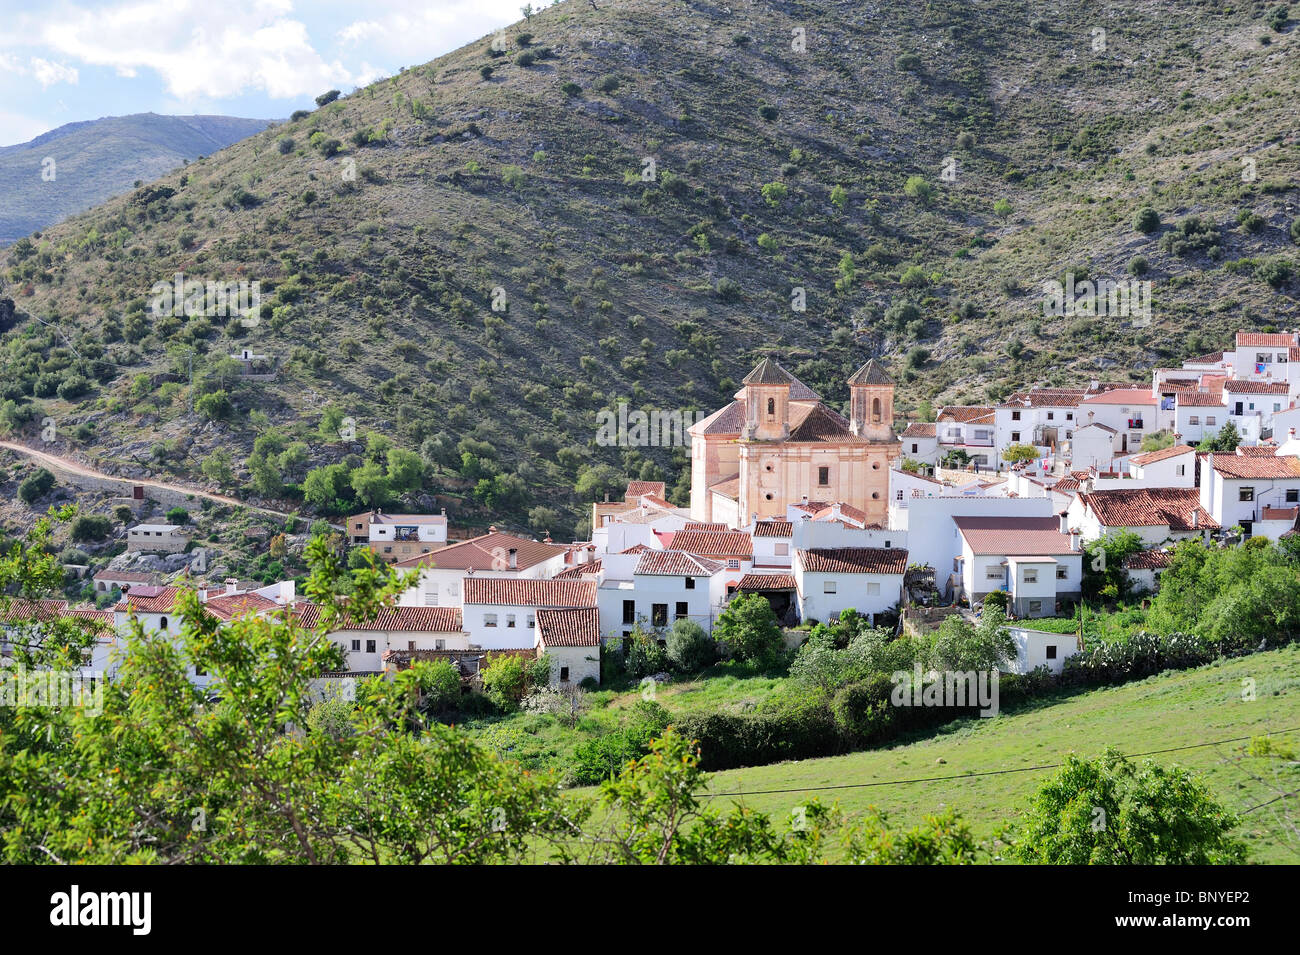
[829, 184, 848, 210]
[713, 593, 784, 669]
[69, 514, 112, 541]
[350, 462, 392, 509]
[666, 619, 716, 672]
[481, 654, 529, 711]
[318, 405, 346, 442]
[1198, 421, 1241, 454]
[201, 448, 235, 487]
[1013, 751, 1247, 864]
[18, 468, 55, 504]
[1133, 206, 1161, 234]
[928, 606, 1015, 672]
[575, 464, 622, 501]
[904, 175, 933, 204]
[165, 506, 190, 525]
[1081, 530, 1144, 601]
[303, 463, 353, 510]
[194, 389, 232, 421]
[315, 89, 340, 107]
[386, 448, 424, 493]
[1002, 443, 1039, 466]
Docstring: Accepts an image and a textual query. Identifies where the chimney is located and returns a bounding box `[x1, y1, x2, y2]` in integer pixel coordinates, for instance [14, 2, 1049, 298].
[508, 547, 518, 570]
[488, 525, 497, 534]
[225, 577, 238, 595]
[1192, 509, 1199, 529]
[1290, 428, 1296, 442]
[1069, 531, 1079, 552]
[1059, 512, 1069, 534]
[198, 587, 208, 602]
[831, 503, 842, 521]
[441, 507, 447, 517]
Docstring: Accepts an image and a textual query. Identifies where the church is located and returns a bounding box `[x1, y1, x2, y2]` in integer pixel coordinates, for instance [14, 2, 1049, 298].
[688, 357, 900, 527]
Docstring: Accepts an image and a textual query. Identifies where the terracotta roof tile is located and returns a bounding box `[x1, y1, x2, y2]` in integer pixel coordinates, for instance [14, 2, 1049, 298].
[393, 532, 563, 571]
[535, 607, 601, 647]
[1175, 390, 1224, 407]
[634, 550, 725, 576]
[1236, 332, 1296, 348]
[669, 529, 753, 559]
[902, 422, 936, 437]
[462, 578, 597, 608]
[295, 603, 464, 633]
[1078, 488, 1219, 531]
[624, 481, 666, 500]
[753, 519, 793, 538]
[1224, 380, 1289, 394]
[1122, 550, 1173, 570]
[1130, 444, 1196, 466]
[1208, 454, 1300, 479]
[938, 405, 996, 423]
[953, 517, 1075, 556]
[554, 560, 602, 579]
[798, 547, 909, 575]
[736, 573, 796, 591]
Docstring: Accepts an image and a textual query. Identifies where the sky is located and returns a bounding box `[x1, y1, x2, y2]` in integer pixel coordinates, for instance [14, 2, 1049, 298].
[0, 0, 533, 146]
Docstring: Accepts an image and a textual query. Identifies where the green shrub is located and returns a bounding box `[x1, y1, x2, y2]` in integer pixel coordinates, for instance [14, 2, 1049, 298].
[713, 593, 784, 669]
[70, 514, 112, 542]
[18, 467, 55, 504]
[1133, 206, 1161, 234]
[666, 619, 715, 672]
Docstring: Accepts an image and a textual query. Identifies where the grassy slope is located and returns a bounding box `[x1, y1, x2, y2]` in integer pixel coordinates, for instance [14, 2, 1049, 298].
[1, 0, 1298, 534]
[694, 644, 1300, 863]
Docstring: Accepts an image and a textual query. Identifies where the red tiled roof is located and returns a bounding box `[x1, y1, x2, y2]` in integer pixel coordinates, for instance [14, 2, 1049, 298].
[624, 480, 666, 500]
[682, 522, 730, 532]
[1224, 379, 1290, 394]
[1208, 454, 1300, 480]
[1175, 390, 1224, 407]
[1187, 351, 1223, 364]
[1236, 332, 1296, 348]
[752, 519, 793, 538]
[1, 598, 72, 622]
[306, 604, 465, 633]
[553, 560, 603, 579]
[619, 543, 652, 554]
[634, 550, 725, 576]
[999, 389, 1089, 409]
[1130, 444, 1196, 466]
[1123, 550, 1173, 570]
[1078, 488, 1219, 531]
[938, 405, 996, 423]
[114, 586, 183, 614]
[203, 592, 279, 621]
[902, 422, 936, 437]
[797, 547, 909, 575]
[1237, 445, 1279, 457]
[786, 402, 870, 444]
[393, 532, 564, 571]
[670, 529, 753, 559]
[708, 474, 741, 499]
[810, 502, 871, 525]
[1080, 388, 1156, 406]
[535, 607, 601, 648]
[462, 577, 597, 608]
[736, 573, 796, 591]
[953, 517, 1075, 556]
[1261, 506, 1300, 522]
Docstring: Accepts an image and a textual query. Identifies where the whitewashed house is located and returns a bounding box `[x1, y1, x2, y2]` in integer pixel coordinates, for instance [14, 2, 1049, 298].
[1199, 452, 1300, 538]
[461, 578, 597, 650]
[534, 607, 601, 686]
[951, 517, 1082, 617]
[1127, 444, 1196, 488]
[1121, 549, 1174, 595]
[792, 546, 908, 625]
[125, 523, 190, 554]
[1004, 625, 1080, 676]
[294, 604, 468, 672]
[1173, 390, 1225, 445]
[603, 550, 728, 637]
[1076, 389, 1157, 458]
[394, 531, 568, 608]
[1067, 487, 1218, 546]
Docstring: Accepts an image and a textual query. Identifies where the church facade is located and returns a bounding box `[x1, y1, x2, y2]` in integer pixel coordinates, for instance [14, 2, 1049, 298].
[688, 358, 900, 527]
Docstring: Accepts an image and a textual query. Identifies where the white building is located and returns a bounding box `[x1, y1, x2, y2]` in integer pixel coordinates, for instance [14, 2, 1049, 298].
[792, 546, 908, 626]
[125, 523, 190, 554]
[1067, 487, 1218, 546]
[1005, 625, 1080, 676]
[534, 607, 601, 686]
[461, 577, 597, 650]
[1172, 390, 1226, 445]
[394, 531, 568, 608]
[951, 517, 1082, 616]
[1199, 452, 1300, 538]
[294, 604, 468, 672]
[1127, 444, 1196, 487]
[600, 550, 728, 638]
[1076, 389, 1157, 458]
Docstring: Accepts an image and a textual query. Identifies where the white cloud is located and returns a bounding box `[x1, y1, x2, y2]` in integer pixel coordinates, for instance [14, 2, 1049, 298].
[37, 0, 352, 101]
[30, 58, 79, 87]
[333, 0, 525, 61]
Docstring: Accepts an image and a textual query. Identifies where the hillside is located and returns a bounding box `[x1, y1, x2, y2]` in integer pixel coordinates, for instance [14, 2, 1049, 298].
[0, 113, 275, 245]
[1, 0, 1298, 536]
[700, 644, 1300, 863]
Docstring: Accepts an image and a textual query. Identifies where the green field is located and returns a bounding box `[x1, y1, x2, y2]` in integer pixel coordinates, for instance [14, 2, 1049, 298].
[692, 645, 1300, 863]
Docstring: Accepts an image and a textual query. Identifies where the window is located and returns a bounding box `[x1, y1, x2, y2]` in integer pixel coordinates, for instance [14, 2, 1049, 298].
[818, 466, 829, 486]
[350, 639, 360, 651]
[684, 577, 695, 589]
[1206, 416, 1216, 426]
[408, 641, 415, 650]
[484, 613, 498, 627]
[1240, 486, 1255, 503]
[365, 640, 376, 653]
[1189, 415, 1199, 426]
[622, 600, 635, 624]
[767, 397, 775, 416]
[1176, 464, 1185, 476]
[1028, 600, 1042, 614]
[911, 443, 918, 453]
[194, 665, 206, 677]
[675, 601, 689, 619]
[652, 604, 668, 627]
[727, 559, 740, 569]
[866, 582, 880, 595]
[986, 568, 1003, 580]
[383, 546, 392, 554]
[158, 616, 168, 630]
[775, 543, 788, 556]
[823, 580, 837, 594]
[1056, 567, 1068, 580]
[560, 666, 570, 682]
[896, 490, 904, 501]
[1012, 410, 1021, 421]
[1023, 569, 1038, 584]
[424, 591, 439, 605]
[449, 581, 459, 597]
[1047, 411, 1054, 420]
[1257, 352, 1269, 364]
[1288, 489, 1299, 503]
[527, 615, 535, 629]
[1011, 431, 1020, 442]
[435, 639, 445, 651]
[1066, 413, 1073, 421]
[1046, 645, 1057, 659]
[506, 614, 516, 628]
[872, 397, 882, 422]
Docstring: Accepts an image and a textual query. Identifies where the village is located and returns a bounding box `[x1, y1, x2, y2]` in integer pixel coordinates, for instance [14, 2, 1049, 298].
[20, 328, 1300, 695]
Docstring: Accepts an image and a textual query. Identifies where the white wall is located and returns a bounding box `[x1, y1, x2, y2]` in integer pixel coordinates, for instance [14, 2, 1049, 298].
[794, 568, 903, 625]
[901, 496, 1054, 580]
[1006, 627, 1079, 675]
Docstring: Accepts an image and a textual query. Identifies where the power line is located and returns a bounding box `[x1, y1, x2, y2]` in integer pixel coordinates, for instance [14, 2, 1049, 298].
[699, 725, 1300, 799]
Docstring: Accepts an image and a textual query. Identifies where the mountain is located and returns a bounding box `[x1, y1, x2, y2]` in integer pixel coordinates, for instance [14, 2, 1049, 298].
[0, 113, 276, 243]
[0, 0, 1297, 538]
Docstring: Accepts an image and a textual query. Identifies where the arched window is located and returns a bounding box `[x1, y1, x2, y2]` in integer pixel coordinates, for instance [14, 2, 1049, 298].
[767, 397, 775, 416]
[158, 616, 168, 630]
[871, 397, 882, 422]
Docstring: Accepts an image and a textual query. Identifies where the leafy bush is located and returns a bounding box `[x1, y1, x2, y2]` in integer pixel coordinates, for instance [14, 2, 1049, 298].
[666, 619, 715, 672]
[625, 629, 669, 678]
[69, 514, 112, 541]
[165, 506, 190, 525]
[18, 467, 55, 504]
[314, 89, 340, 107]
[570, 700, 669, 783]
[1133, 207, 1160, 234]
